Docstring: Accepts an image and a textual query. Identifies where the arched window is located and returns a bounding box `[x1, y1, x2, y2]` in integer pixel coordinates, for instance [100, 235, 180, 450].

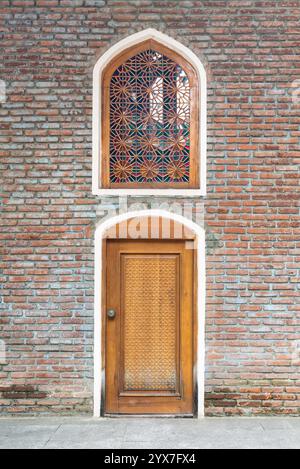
[93, 29, 206, 195]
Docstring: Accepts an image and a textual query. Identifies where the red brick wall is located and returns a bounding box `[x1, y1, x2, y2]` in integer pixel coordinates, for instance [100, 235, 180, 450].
[1, 0, 299, 415]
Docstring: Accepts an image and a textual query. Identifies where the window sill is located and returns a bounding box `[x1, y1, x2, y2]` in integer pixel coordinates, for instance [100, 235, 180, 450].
[92, 188, 206, 197]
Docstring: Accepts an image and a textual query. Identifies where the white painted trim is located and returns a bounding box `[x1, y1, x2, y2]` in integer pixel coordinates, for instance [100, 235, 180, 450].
[92, 28, 207, 197]
[93, 209, 206, 418]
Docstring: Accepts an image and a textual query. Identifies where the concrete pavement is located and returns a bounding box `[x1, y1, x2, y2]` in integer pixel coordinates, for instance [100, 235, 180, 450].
[0, 416, 299, 449]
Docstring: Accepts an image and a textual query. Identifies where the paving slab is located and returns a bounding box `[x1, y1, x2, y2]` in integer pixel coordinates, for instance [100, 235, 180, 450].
[0, 417, 299, 449]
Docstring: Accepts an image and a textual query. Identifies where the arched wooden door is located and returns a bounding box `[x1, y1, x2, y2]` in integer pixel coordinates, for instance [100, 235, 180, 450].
[102, 217, 197, 416]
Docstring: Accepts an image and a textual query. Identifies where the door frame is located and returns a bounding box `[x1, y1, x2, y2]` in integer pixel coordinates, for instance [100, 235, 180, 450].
[94, 209, 206, 418]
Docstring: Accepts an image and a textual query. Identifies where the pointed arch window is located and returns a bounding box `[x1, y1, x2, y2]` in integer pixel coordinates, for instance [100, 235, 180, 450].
[93, 30, 206, 195]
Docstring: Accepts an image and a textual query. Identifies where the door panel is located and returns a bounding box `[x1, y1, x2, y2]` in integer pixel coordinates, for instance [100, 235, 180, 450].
[105, 239, 194, 415]
[121, 254, 179, 395]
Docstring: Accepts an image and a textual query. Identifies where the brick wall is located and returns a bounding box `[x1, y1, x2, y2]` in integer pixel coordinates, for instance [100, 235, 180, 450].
[0, 0, 299, 416]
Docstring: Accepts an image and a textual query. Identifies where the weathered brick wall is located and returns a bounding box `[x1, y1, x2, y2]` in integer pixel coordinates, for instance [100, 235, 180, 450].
[0, 0, 299, 415]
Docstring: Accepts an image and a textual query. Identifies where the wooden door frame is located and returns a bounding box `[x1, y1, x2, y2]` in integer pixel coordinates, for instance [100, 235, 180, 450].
[94, 209, 206, 418]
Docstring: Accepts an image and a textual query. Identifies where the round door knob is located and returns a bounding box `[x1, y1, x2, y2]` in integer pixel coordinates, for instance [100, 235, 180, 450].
[107, 309, 116, 319]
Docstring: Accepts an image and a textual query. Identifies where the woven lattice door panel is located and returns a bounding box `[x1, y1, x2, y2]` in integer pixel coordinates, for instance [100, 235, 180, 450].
[121, 254, 179, 392]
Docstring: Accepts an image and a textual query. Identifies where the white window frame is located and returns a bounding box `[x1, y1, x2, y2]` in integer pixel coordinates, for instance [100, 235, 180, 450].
[92, 28, 207, 196]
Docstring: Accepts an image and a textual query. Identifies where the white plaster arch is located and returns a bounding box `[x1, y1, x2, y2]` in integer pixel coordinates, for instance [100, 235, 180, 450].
[94, 209, 206, 417]
[92, 28, 207, 196]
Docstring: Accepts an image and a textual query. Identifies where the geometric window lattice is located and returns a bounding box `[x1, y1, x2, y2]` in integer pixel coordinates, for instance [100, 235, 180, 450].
[109, 49, 190, 184]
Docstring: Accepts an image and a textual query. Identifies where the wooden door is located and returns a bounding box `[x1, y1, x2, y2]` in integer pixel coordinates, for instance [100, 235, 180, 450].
[104, 239, 195, 416]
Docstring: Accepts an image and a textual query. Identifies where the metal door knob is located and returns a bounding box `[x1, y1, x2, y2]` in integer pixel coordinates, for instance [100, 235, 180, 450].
[107, 309, 116, 319]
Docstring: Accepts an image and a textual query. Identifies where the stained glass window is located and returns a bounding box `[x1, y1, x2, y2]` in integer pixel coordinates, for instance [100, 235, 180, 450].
[102, 41, 199, 188]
